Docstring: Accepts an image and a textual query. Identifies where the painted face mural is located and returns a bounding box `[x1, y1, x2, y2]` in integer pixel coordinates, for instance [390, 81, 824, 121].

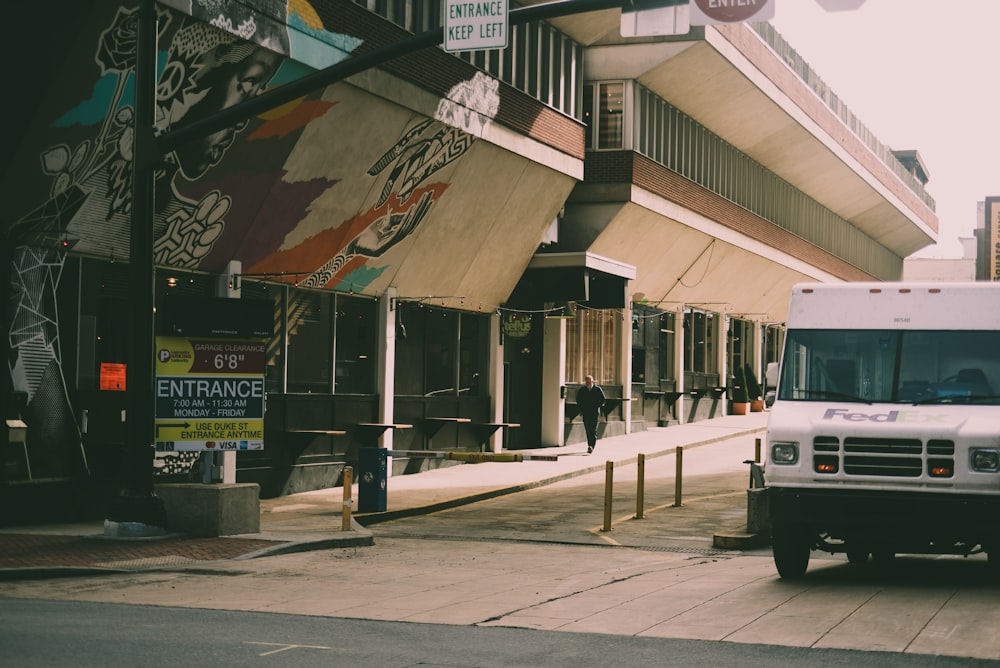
[160, 25, 285, 180]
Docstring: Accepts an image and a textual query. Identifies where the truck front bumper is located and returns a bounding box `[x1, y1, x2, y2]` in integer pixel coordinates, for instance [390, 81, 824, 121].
[770, 486, 1000, 551]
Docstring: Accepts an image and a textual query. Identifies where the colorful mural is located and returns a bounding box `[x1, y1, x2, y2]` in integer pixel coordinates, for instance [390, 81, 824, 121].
[252, 117, 477, 291]
[4, 2, 335, 486]
[3, 0, 492, 486]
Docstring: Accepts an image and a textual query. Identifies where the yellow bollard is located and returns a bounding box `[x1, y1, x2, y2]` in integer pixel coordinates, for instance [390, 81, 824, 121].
[635, 453, 645, 519]
[342, 466, 353, 531]
[673, 446, 683, 507]
[602, 460, 614, 532]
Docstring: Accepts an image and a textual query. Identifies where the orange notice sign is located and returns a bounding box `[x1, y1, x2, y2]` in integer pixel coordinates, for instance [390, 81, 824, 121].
[100, 362, 127, 391]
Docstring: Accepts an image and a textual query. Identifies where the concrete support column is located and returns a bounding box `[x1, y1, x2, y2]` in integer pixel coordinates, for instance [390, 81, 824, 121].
[621, 298, 633, 434]
[753, 322, 764, 381]
[487, 311, 504, 453]
[540, 316, 566, 447]
[717, 312, 728, 415]
[215, 260, 240, 484]
[722, 314, 731, 416]
[376, 287, 397, 466]
[675, 308, 687, 423]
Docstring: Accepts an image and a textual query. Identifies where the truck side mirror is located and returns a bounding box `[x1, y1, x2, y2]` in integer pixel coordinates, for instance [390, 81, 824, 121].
[765, 362, 779, 390]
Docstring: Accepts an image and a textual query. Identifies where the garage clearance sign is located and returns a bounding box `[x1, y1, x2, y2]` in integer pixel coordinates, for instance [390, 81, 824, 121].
[154, 337, 265, 452]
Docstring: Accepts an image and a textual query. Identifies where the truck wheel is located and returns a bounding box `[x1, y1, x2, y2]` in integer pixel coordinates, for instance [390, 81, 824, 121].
[772, 528, 810, 579]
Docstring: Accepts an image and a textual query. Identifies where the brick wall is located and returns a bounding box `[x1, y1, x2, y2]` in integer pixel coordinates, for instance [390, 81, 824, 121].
[308, 1, 584, 159]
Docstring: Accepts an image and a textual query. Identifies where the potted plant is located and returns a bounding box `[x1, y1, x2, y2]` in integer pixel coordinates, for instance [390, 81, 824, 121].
[731, 365, 750, 415]
[744, 363, 765, 412]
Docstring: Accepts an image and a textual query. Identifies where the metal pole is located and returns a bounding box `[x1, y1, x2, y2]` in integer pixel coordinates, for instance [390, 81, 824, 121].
[342, 466, 354, 531]
[106, 0, 166, 532]
[673, 446, 683, 507]
[635, 453, 645, 519]
[755, 437, 761, 463]
[602, 460, 613, 532]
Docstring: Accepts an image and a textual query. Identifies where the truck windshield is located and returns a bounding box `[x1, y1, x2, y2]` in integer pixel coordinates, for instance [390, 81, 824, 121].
[777, 329, 1000, 405]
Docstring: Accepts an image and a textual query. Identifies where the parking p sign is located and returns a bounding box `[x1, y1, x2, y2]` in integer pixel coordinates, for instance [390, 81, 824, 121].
[444, 0, 508, 52]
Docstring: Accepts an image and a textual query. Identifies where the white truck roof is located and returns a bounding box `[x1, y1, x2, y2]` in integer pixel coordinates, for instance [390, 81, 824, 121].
[786, 281, 1000, 330]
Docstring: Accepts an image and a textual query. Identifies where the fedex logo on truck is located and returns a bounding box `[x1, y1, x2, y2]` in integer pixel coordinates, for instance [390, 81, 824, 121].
[822, 408, 948, 423]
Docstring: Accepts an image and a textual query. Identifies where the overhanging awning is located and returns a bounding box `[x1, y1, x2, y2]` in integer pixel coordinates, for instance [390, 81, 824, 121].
[507, 252, 636, 309]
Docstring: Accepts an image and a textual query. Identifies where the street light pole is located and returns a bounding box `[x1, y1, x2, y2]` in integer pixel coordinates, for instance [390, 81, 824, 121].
[105, 0, 166, 534]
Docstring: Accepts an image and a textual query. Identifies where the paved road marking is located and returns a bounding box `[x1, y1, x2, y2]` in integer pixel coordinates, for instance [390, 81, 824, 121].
[247, 641, 332, 656]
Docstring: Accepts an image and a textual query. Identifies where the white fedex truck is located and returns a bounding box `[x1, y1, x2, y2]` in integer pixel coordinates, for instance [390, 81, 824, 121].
[765, 282, 1000, 578]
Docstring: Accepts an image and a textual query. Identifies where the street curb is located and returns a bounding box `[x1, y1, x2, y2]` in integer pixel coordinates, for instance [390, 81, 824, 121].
[712, 526, 771, 550]
[235, 532, 375, 558]
[0, 566, 127, 582]
[236, 519, 375, 557]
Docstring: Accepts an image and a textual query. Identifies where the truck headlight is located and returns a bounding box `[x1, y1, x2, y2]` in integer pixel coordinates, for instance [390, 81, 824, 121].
[971, 448, 1000, 472]
[771, 442, 799, 464]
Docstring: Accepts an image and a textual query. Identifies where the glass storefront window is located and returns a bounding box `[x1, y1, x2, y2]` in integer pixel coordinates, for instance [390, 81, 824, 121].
[395, 306, 490, 397]
[566, 307, 620, 384]
[598, 82, 624, 149]
[684, 308, 719, 376]
[631, 307, 675, 387]
[286, 290, 333, 393]
[459, 312, 485, 395]
[659, 311, 676, 383]
[334, 295, 376, 394]
[238, 281, 284, 394]
[424, 309, 454, 395]
[728, 317, 755, 386]
[582, 85, 594, 150]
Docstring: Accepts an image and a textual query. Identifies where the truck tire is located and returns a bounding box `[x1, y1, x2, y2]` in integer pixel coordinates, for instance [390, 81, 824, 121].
[772, 528, 810, 579]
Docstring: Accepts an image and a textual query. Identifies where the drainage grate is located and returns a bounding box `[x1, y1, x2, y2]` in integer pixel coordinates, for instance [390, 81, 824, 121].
[94, 556, 203, 570]
[631, 545, 736, 556]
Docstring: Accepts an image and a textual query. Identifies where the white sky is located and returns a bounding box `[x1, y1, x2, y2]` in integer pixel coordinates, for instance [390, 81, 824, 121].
[767, 0, 996, 259]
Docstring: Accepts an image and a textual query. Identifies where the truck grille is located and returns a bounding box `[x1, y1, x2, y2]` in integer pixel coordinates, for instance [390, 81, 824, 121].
[814, 436, 955, 477]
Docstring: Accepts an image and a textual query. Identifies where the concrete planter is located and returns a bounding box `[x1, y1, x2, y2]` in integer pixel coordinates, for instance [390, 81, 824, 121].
[155, 483, 260, 537]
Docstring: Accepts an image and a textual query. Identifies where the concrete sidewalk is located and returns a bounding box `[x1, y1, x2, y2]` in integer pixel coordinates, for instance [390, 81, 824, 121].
[0, 412, 768, 578]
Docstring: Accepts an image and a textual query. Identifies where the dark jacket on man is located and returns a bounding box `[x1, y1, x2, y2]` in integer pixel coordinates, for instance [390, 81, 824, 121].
[576, 381, 606, 453]
[575, 384, 606, 419]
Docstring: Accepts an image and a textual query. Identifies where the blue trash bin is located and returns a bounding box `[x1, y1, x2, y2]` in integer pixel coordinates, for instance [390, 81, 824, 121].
[358, 447, 387, 513]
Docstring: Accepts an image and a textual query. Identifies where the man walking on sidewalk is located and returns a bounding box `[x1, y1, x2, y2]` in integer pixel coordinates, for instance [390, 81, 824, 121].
[576, 374, 606, 454]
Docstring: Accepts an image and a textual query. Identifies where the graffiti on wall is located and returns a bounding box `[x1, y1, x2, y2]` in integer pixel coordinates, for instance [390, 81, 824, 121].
[4, 0, 503, 482]
[252, 69, 503, 292]
[4, 1, 345, 481]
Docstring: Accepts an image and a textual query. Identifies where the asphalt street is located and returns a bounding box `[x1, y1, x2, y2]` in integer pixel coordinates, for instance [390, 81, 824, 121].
[3, 414, 1000, 661]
